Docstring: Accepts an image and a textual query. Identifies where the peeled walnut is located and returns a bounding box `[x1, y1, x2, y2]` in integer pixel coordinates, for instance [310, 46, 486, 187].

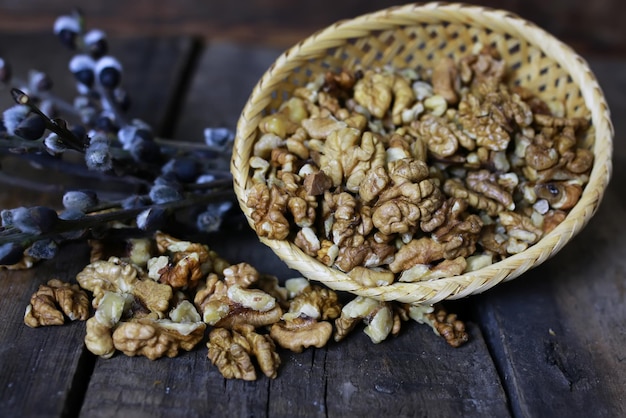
[318, 127, 385, 190]
[76, 256, 138, 308]
[334, 296, 394, 344]
[354, 69, 415, 125]
[347, 266, 395, 287]
[565, 148, 594, 175]
[353, 70, 394, 119]
[208, 325, 280, 380]
[157, 252, 204, 289]
[430, 198, 483, 260]
[457, 93, 511, 152]
[277, 171, 318, 228]
[270, 317, 333, 353]
[268, 278, 340, 353]
[432, 56, 459, 105]
[279, 97, 310, 124]
[460, 46, 506, 89]
[499, 210, 544, 254]
[253, 133, 283, 159]
[372, 178, 444, 235]
[95, 298, 205, 360]
[443, 178, 504, 216]
[193, 273, 229, 324]
[525, 139, 560, 171]
[543, 209, 567, 233]
[250, 156, 271, 184]
[193, 266, 282, 328]
[223, 262, 259, 289]
[398, 256, 467, 282]
[24, 279, 89, 327]
[270, 147, 298, 173]
[316, 239, 339, 267]
[522, 123, 592, 184]
[208, 327, 256, 380]
[323, 69, 357, 96]
[247, 183, 291, 240]
[127, 238, 154, 268]
[359, 165, 390, 204]
[301, 115, 348, 140]
[294, 227, 322, 257]
[409, 304, 468, 347]
[344, 131, 386, 193]
[281, 283, 341, 322]
[388, 237, 444, 273]
[466, 170, 514, 210]
[131, 278, 173, 319]
[85, 291, 130, 358]
[387, 158, 430, 185]
[154, 231, 228, 276]
[147, 256, 169, 280]
[535, 182, 582, 210]
[258, 112, 300, 138]
[412, 114, 460, 158]
[85, 317, 115, 358]
[112, 316, 206, 360]
[227, 285, 276, 312]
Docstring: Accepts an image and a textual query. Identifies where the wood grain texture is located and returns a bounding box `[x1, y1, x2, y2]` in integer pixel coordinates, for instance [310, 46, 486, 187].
[0, 0, 621, 54]
[0, 242, 91, 417]
[322, 324, 509, 417]
[172, 42, 282, 136]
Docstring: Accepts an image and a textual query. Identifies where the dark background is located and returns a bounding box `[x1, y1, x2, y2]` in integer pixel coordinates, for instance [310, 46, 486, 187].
[0, 0, 623, 56]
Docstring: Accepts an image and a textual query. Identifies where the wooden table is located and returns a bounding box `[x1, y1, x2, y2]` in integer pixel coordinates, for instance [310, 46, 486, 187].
[0, 32, 624, 418]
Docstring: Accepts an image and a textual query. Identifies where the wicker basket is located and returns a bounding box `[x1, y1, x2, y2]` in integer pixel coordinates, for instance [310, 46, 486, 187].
[231, 2, 613, 305]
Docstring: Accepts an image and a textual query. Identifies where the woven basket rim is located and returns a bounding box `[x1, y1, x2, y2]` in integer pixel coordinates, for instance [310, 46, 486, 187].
[231, 2, 614, 305]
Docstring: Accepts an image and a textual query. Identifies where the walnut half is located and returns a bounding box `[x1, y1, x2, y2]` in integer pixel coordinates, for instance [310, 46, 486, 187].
[207, 325, 280, 380]
[24, 279, 89, 328]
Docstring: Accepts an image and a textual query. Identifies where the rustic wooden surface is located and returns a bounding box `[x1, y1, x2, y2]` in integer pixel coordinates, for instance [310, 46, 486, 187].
[0, 0, 623, 55]
[0, 29, 625, 418]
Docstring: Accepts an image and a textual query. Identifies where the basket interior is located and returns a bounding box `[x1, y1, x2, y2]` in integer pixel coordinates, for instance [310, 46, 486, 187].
[263, 20, 590, 124]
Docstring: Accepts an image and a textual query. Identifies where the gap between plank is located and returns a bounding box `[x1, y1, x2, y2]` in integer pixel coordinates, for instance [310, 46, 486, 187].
[61, 344, 97, 417]
[157, 36, 205, 138]
[472, 302, 517, 418]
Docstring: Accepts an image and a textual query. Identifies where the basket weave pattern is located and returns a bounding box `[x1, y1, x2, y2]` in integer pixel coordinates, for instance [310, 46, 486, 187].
[232, 2, 613, 305]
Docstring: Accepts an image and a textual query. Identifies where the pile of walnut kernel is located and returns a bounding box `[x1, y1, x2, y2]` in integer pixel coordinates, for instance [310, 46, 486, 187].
[24, 231, 468, 381]
[246, 46, 593, 282]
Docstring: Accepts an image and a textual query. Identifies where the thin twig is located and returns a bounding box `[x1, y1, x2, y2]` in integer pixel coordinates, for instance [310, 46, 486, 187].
[0, 186, 235, 246]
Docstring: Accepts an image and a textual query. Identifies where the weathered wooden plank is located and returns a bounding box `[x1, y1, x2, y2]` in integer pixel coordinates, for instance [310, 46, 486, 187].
[171, 41, 283, 138]
[0, 1, 622, 54]
[0, 33, 196, 417]
[312, 322, 508, 418]
[79, 41, 510, 417]
[473, 58, 626, 418]
[0, 242, 92, 417]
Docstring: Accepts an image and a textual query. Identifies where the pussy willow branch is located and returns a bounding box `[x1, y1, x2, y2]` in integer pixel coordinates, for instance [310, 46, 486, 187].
[0, 184, 235, 247]
[12, 88, 86, 152]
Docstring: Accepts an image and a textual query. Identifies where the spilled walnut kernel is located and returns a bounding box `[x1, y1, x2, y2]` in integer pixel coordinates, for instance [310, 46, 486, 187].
[27, 222, 470, 380]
